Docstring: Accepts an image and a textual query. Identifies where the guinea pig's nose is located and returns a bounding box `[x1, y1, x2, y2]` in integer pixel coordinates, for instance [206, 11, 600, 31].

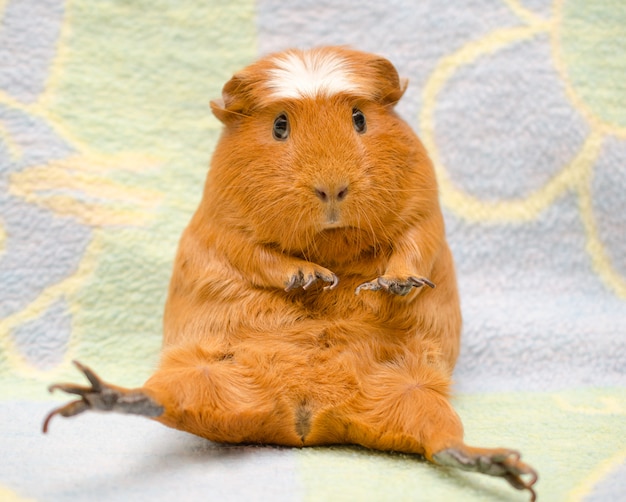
[314, 185, 349, 203]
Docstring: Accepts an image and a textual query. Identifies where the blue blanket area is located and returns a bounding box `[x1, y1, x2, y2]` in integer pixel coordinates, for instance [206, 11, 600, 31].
[1, 1, 625, 500]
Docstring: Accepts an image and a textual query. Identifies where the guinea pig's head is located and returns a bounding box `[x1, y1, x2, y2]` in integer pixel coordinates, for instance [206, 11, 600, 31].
[208, 47, 437, 260]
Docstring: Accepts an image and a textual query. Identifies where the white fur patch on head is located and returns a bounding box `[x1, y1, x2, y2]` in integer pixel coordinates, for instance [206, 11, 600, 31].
[266, 50, 368, 100]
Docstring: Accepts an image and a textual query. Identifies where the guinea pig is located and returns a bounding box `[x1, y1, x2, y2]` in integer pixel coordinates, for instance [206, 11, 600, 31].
[44, 46, 537, 500]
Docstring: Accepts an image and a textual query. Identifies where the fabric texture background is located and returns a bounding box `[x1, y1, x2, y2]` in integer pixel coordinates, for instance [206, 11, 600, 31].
[1, 0, 624, 500]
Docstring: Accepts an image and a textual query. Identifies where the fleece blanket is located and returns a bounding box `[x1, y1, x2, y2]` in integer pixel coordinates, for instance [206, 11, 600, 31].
[1, 0, 625, 500]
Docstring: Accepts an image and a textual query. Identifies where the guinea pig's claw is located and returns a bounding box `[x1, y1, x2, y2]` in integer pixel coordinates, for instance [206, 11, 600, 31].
[409, 276, 436, 289]
[285, 270, 338, 292]
[323, 273, 339, 291]
[355, 276, 435, 296]
[355, 279, 381, 295]
[285, 274, 300, 292]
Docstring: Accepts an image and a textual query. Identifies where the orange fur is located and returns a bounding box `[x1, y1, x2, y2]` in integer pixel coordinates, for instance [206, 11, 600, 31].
[152, 47, 460, 446]
[154, 46, 463, 453]
[45, 47, 537, 499]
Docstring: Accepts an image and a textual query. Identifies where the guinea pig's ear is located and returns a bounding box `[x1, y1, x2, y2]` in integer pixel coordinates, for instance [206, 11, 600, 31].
[210, 98, 229, 124]
[367, 56, 408, 106]
[210, 74, 250, 124]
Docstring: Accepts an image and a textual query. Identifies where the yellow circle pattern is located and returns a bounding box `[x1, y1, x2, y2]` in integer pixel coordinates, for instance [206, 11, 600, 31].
[420, 0, 626, 299]
[557, 0, 626, 134]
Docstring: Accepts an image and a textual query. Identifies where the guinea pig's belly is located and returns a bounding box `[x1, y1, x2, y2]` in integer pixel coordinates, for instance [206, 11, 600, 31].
[207, 290, 417, 444]
[233, 318, 382, 406]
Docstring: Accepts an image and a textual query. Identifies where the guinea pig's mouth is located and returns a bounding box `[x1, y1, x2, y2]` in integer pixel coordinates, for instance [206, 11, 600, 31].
[321, 208, 343, 229]
[322, 219, 344, 229]
[319, 223, 357, 234]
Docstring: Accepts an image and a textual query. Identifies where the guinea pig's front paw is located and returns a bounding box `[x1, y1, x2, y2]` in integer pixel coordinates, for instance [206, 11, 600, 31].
[284, 265, 339, 292]
[355, 275, 435, 296]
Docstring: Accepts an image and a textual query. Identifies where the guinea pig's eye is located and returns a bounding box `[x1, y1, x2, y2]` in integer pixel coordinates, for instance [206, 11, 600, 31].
[272, 113, 290, 141]
[352, 108, 366, 134]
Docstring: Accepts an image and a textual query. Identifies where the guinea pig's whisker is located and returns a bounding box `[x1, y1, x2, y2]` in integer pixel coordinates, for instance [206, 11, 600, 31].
[357, 207, 380, 250]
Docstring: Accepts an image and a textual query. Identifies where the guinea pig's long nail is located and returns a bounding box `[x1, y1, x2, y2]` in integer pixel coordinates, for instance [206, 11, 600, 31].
[409, 277, 436, 289]
[303, 275, 317, 290]
[323, 274, 339, 291]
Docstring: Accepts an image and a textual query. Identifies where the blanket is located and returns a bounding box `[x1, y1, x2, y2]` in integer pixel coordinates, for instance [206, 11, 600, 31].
[1, 0, 625, 500]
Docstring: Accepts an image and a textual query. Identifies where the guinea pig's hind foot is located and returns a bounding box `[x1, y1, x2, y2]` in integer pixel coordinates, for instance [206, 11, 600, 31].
[433, 446, 538, 501]
[42, 360, 164, 433]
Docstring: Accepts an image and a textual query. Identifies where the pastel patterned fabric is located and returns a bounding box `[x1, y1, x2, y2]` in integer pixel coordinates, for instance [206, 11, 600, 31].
[1, 1, 624, 500]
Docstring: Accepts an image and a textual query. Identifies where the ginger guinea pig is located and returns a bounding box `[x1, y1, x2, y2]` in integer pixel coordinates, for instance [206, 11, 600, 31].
[44, 46, 537, 500]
